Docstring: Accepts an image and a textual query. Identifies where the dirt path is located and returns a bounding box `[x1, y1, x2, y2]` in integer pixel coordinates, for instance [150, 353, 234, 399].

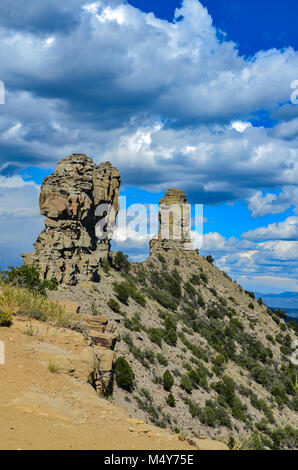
[0, 319, 227, 450]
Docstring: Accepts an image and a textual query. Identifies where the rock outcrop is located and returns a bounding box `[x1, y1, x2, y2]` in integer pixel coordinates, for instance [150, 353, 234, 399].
[22, 154, 120, 285]
[150, 188, 193, 253]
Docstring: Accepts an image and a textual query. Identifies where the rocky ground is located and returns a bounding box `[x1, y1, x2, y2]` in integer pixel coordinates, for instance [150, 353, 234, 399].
[0, 316, 228, 450]
[48, 250, 298, 450]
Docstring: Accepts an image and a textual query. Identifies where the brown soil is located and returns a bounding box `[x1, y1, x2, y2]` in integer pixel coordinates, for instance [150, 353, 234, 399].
[0, 318, 227, 450]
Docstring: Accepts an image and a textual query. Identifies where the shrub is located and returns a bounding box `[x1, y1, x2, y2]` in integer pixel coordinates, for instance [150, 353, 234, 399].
[184, 282, 196, 298]
[124, 314, 143, 332]
[114, 252, 130, 273]
[107, 299, 121, 313]
[186, 399, 232, 428]
[131, 290, 146, 307]
[248, 303, 255, 310]
[209, 287, 217, 297]
[213, 354, 226, 367]
[190, 274, 201, 286]
[1, 265, 57, 296]
[164, 327, 177, 346]
[246, 290, 256, 300]
[206, 255, 214, 264]
[166, 393, 176, 407]
[251, 366, 270, 386]
[280, 345, 292, 356]
[197, 294, 205, 308]
[148, 328, 163, 348]
[101, 259, 110, 274]
[113, 282, 130, 305]
[180, 374, 193, 393]
[147, 287, 178, 311]
[0, 311, 12, 327]
[200, 272, 208, 284]
[157, 353, 168, 366]
[114, 357, 135, 391]
[163, 370, 174, 391]
[48, 359, 60, 374]
[157, 254, 166, 264]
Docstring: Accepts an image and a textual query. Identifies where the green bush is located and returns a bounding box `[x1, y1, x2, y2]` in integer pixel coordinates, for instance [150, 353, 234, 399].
[157, 353, 168, 366]
[166, 393, 176, 407]
[180, 374, 193, 393]
[148, 328, 163, 347]
[251, 366, 270, 386]
[197, 294, 205, 308]
[101, 259, 110, 274]
[163, 370, 174, 391]
[107, 298, 121, 313]
[163, 327, 177, 346]
[190, 274, 201, 285]
[206, 255, 214, 264]
[1, 265, 57, 296]
[280, 345, 292, 356]
[113, 282, 130, 305]
[131, 290, 146, 307]
[248, 302, 255, 310]
[184, 282, 196, 298]
[114, 252, 131, 273]
[114, 357, 135, 391]
[0, 311, 12, 327]
[157, 254, 166, 264]
[209, 287, 217, 297]
[186, 399, 232, 428]
[246, 290, 256, 300]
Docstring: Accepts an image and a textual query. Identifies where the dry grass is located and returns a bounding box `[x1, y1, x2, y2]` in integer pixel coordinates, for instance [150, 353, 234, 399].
[48, 358, 60, 374]
[0, 284, 76, 327]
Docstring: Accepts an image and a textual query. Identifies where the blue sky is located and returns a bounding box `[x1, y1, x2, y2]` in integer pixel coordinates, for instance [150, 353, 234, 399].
[0, 0, 297, 294]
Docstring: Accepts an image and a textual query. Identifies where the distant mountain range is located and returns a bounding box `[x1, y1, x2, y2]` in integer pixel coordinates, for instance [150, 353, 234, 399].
[255, 292, 298, 317]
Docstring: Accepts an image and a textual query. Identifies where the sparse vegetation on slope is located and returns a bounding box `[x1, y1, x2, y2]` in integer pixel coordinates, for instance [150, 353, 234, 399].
[46, 250, 298, 450]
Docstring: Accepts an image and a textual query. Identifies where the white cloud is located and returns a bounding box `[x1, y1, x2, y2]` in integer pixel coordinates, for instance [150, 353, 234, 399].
[238, 276, 298, 295]
[0, 0, 297, 208]
[243, 216, 298, 241]
[247, 187, 298, 218]
[199, 230, 298, 285]
[0, 0, 297, 287]
[231, 121, 252, 133]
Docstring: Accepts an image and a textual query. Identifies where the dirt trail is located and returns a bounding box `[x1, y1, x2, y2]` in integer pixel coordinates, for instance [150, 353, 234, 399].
[0, 319, 227, 450]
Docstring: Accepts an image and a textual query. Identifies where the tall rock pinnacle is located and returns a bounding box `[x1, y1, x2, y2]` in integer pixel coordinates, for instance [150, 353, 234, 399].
[150, 188, 193, 253]
[22, 154, 120, 285]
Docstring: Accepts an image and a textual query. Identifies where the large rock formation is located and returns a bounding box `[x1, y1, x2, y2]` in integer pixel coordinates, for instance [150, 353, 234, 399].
[150, 188, 193, 253]
[22, 154, 120, 285]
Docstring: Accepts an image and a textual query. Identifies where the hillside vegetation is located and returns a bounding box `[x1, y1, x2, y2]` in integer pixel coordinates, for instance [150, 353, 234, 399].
[45, 250, 298, 450]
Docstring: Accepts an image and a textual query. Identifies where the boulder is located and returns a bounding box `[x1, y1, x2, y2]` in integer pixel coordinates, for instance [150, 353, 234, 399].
[22, 154, 120, 285]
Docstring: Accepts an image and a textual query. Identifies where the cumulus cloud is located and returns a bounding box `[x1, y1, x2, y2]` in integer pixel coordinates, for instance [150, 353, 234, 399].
[0, 0, 297, 209]
[0, 0, 87, 34]
[196, 228, 298, 291]
[0, 0, 298, 285]
[246, 187, 298, 218]
[243, 216, 298, 241]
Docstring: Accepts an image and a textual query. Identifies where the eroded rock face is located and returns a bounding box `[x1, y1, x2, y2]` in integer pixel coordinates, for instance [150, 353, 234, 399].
[150, 188, 193, 253]
[22, 154, 120, 285]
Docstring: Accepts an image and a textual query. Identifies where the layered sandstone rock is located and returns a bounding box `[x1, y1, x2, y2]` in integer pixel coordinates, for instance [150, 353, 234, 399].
[150, 188, 193, 253]
[22, 154, 120, 285]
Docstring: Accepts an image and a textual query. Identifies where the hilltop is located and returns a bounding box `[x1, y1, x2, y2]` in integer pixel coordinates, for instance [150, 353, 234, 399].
[1, 154, 297, 450]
